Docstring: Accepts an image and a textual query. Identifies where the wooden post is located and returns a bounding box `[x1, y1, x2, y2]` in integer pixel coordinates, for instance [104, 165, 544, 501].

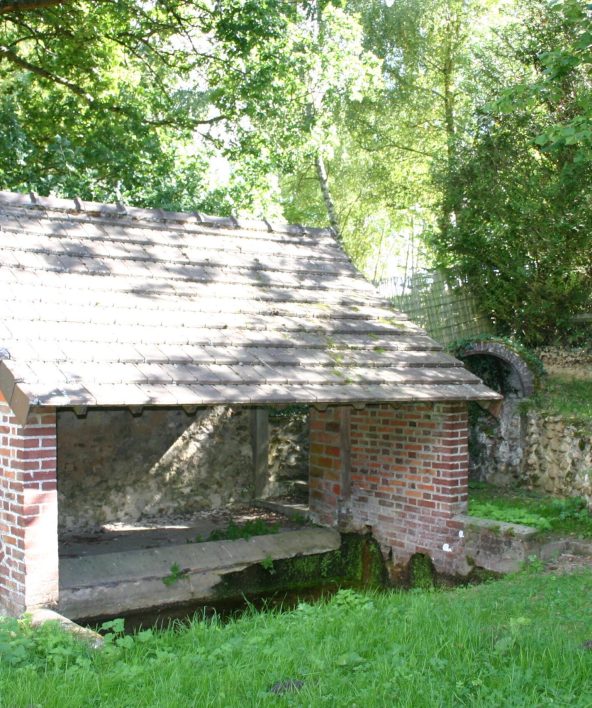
[250, 408, 269, 499]
[339, 406, 351, 501]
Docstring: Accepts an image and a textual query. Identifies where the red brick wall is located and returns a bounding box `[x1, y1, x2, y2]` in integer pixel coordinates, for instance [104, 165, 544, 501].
[0, 393, 58, 614]
[309, 406, 345, 526]
[309, 402, 469, 576]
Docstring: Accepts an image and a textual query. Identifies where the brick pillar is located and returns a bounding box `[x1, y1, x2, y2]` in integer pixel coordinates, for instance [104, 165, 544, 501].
[309, 406, 350, 526]
[309, 402, 469, 577]
[0, 393, 59, 615]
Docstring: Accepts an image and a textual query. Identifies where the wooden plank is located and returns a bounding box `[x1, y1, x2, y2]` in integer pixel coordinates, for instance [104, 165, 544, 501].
[250, 408, 269, 499]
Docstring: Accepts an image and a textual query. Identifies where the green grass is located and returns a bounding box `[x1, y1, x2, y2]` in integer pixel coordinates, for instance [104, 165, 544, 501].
[2, 572, 592, 706]
[469, 483, 592, 536]
[197, 519, 281, 543]
[533, 374, 592, 421]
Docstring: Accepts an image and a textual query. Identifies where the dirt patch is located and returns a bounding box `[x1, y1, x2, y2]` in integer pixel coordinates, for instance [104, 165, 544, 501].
[545, 552, 592, 573]
[544, 540, 592, 574]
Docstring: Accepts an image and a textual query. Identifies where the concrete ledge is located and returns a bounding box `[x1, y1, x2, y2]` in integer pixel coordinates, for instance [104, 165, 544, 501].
[457, 515, 592, 574]
[59, 528, 340, 621]
[255, 499, 309, 517]
[456, 514, 539, 538]
[456, 514, 539, 574]
[28, 608, 103, 648]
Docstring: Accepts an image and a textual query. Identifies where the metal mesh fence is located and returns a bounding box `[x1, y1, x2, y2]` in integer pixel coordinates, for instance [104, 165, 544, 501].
[377, 270, 493, 346]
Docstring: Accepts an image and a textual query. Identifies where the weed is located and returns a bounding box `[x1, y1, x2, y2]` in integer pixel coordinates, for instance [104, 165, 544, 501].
[468, 480, 489, 490]
[522, 554, 545, 573]
[162, 562, 189, 586]
[260, 555, 276, 574]
[408, 553, 435, 590]
[206, 519, 280, 542]
[469, 500, 552, 530]
[469, 484, 592, 537]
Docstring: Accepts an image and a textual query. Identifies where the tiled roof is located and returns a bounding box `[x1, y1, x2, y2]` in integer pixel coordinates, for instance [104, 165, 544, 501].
[0, 191, 499, 421]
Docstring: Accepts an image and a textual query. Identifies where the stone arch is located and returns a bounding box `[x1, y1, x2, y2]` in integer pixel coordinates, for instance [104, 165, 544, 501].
[454, 340, 540, 487]
[455, 341, 536, 398]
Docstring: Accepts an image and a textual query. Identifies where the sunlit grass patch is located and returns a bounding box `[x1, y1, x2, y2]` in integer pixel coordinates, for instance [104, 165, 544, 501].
[1, 571, 592, 707]
[533, 374, 592, 421]
[469, 483, 592, 537]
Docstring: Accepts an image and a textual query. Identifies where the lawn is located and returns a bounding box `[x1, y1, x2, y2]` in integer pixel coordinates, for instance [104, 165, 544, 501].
[532, 374, 592, 421]
[468, 483, 592, 536]
[1, 571, 591, 707]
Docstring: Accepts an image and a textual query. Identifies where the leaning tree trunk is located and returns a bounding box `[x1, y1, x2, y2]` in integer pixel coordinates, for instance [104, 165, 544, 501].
[315, 153, 342, 241]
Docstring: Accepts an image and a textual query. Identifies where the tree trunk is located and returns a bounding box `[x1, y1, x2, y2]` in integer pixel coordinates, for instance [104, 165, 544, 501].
[315, 153, 342, 240]
[440, 9, 460, 231]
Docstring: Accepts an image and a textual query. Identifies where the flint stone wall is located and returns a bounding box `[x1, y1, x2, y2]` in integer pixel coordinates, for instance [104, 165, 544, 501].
[470, 406, 592, 505]
[536, 346, 592, 370]
[58, 406, 308, 534]
[523, 413, 592, 501]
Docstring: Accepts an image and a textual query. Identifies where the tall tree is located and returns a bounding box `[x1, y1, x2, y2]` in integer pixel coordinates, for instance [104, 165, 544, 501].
[0, 0, 297, 210]
[428, 0, 592, 344]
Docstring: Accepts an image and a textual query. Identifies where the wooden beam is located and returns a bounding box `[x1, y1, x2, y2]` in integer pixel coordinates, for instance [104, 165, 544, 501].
[477, 399, 503, 419]
[72, 406, 87, 418]
[339, 407, 351, 501]
[250, 408, 269, 499]
[129, 406, 144, 417]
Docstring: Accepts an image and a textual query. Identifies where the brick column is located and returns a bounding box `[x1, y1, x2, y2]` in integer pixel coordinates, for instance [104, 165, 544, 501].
[0, 393, 59, 615]
[309, 402, 469, 577]
[309, 406, 352, 526]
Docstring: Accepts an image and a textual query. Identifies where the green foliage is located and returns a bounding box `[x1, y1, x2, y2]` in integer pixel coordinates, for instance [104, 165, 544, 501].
[522, 555, 545, 574]
[162, 562, 189, 587]
[430, 0, 592, 345]
[469, 484, 592, 536]
[2, 575, 592, 705]
[408, 553, 435, 590]
[0, 616, 91, 671]
[260, 554, 276, 574]
[532, 374, 592, 421]
[206, 519, 280, 542]
[469, 500, 553, 531]
[492, 0, 592, 163]
[0, 0, 310, 215]
[266, 404, 308, 421]
[2, 0, 591, 303]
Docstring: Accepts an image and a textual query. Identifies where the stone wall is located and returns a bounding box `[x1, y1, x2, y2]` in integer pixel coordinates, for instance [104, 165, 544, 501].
[265, 409, 309, 497]
[536, 346, 592, 371]
[470, 405, 592, 504]
[469, 398, 524, 486]
[58, 406, 309, 535]
[470, 345, 592, 504]
[523, 413, 592, 501]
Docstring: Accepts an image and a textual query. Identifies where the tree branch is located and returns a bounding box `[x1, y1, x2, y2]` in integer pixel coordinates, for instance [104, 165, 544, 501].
[0, 44, 229, 129]
[362, 139, 437, 158]
[0, 44, 94, 102]
[0, 0, 71, 14]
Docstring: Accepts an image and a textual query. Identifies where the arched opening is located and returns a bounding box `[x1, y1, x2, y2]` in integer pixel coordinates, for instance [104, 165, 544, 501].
[454, 341, 539, 487]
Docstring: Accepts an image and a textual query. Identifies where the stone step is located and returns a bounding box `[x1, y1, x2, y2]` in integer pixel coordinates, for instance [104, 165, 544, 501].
[58, 527, 339, 621]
